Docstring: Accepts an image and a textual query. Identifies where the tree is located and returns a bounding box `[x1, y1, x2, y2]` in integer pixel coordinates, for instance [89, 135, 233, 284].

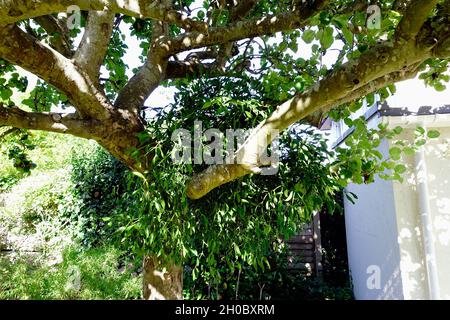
[0, 0, 449, 299]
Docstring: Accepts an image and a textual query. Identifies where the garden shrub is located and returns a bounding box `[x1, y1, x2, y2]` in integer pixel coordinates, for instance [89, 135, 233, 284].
[183, 247, 353, 300]
[62, 143, 134, 248]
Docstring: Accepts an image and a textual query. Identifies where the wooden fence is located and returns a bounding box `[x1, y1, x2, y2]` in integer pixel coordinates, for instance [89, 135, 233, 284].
[287, 212, 322, 277]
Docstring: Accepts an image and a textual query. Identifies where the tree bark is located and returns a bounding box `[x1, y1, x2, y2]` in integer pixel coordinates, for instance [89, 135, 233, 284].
[142, 256, 183, 300]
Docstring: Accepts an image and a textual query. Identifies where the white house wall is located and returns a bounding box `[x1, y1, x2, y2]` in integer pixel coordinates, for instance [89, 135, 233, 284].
[390, 128, 429, 299]
[413, 126, 450, 298]
[343, 120, 450, 299]
[344, 139, 404, 300]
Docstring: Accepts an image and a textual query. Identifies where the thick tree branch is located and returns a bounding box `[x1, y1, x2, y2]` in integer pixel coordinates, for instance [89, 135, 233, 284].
[0, 104, 102, 139]
[158, 0, 331, 56]
[305, 65, 421, 127]
[74, 10, 115, 86]
[165, 60, 219, 79]
[0, 0, 206, 31]
[396, 0, 440, 42]
[114, 21, 169, 114]
[0, 102, 145, 173]
[0, 24, 113, 120]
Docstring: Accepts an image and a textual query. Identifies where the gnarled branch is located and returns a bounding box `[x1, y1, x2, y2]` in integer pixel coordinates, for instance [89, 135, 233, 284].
[158, 0, 331, 56]
[0, 24, 113, 120]
[0, 104, 102, 139]
[0, 0, 206, 31]
[74, 10, 116, 86]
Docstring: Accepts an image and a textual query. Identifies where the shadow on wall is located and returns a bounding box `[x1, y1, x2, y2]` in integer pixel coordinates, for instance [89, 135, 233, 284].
[392, 127, 450, 299]
[423, 131, 450, 298]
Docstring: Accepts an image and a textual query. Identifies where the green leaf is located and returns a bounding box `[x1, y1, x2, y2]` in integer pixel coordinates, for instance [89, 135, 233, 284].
[132, 171, 146, 181]
[387, 84, 396, 95]
[373, 150, 383, 160]
[319, 26, 334, 50]
[343, 118, 353, 127]
[394, 164, 407, 174]
[403, 147, 416, 156]
[427, 130, 440, 139]
[285, 191, 294, 202]
[301, 29, 316, 44]
[197, 11, 205, 19]
[435, 83, 446, 92]
[393, 126, 403, 135]
[416, 139, 427, 147]
[341, 25, 354, 44]
[389, 147, 402, 160]
[1, 87, 13, 100]
[415, 126, 426, 136]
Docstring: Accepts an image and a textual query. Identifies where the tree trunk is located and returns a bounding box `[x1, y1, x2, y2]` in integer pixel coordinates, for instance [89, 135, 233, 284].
[142, 256, 183, 300]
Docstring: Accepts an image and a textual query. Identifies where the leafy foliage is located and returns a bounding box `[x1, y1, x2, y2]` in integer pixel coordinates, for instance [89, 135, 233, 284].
[0, 59, 28, 105]
[22, 80, 69, 112]
[184, 248, 352, 301]
[109, 77, 342, 285]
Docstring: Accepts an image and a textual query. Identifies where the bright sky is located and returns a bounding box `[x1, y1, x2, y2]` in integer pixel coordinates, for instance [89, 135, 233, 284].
[386, 78, 450, 109]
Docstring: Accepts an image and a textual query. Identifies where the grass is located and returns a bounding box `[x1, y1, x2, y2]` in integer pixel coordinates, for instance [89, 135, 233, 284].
[0, 246, 141, 300]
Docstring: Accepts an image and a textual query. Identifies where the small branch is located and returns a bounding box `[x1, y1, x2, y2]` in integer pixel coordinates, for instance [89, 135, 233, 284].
[158, 0, 331, 56]
[34, 15, 72, 57]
